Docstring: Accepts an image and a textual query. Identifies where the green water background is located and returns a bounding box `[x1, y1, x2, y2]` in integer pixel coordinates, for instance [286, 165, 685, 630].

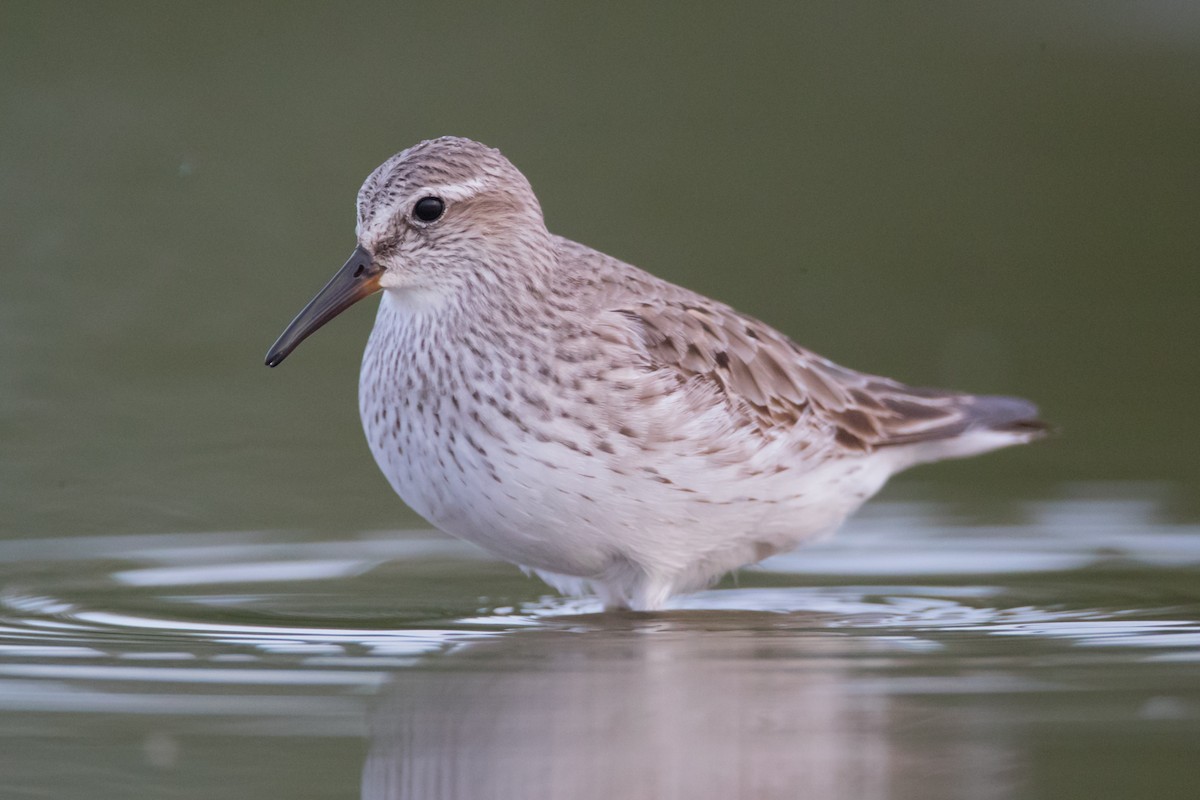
[3, 2, 1197, 540]
[1, 6, 1200, 799]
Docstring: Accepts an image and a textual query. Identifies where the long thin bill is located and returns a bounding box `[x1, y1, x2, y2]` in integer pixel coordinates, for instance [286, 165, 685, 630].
[264, 245, 382, 367]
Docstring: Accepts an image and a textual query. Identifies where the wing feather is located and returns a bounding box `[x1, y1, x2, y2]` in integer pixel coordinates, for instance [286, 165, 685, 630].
[611, 299, 1046, 454]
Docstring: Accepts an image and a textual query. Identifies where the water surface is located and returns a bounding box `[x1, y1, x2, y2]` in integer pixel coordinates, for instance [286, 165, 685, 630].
[3, 4, 1199, 798]
[2, 492, 1198, 799]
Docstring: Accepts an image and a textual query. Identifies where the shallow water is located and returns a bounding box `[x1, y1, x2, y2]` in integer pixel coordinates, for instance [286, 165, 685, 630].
[4, 3, 1200, 798]
[2, 490, 1198, 799]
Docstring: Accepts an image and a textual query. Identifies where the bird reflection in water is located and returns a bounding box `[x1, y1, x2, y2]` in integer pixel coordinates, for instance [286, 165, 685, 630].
[361, 612, 1016, 800]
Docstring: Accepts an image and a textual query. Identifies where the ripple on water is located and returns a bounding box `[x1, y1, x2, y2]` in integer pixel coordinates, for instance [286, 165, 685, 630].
[0, 492, 1197, 719]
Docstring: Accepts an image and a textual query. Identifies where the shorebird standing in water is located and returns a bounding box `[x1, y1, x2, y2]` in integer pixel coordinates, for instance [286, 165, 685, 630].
[266, 137, 1046, 611]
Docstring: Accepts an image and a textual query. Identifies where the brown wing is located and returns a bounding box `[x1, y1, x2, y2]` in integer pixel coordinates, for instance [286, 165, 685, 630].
[612, 299, 1045, 454]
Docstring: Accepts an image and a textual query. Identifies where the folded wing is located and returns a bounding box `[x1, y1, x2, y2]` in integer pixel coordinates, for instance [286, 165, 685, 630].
[612, 299, 1047, 457]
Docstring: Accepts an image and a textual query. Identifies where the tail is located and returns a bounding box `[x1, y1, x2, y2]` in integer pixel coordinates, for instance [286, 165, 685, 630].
[886, 392, 1050, 468]
[960, 394, 1050, 439]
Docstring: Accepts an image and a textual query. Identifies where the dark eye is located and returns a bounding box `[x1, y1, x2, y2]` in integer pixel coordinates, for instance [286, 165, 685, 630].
[413, 196, 445, 223]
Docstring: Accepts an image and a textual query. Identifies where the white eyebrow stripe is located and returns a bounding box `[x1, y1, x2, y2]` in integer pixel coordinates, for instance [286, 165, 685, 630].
[436, 176, 491, 202]
[356, 176, 492, 240]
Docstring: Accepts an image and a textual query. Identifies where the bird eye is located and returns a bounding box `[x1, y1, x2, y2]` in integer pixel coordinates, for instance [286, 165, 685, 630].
[413, 196, 445, 223]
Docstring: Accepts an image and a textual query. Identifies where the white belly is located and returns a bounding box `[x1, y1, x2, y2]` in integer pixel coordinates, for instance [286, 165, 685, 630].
[361, 383, 893, 603]
[356, 294, 898, 609]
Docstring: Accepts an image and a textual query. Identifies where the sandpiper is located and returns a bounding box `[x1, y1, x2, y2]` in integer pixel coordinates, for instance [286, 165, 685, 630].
[266, 137, 1046, 611]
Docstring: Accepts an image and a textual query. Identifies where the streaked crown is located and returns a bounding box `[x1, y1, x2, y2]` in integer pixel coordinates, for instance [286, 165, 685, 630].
[356, 136, 541, 243]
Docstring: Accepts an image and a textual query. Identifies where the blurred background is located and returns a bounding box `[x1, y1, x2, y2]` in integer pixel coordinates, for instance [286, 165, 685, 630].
[3, 2, 1197, 540]
[2, 4, 1200, 799]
